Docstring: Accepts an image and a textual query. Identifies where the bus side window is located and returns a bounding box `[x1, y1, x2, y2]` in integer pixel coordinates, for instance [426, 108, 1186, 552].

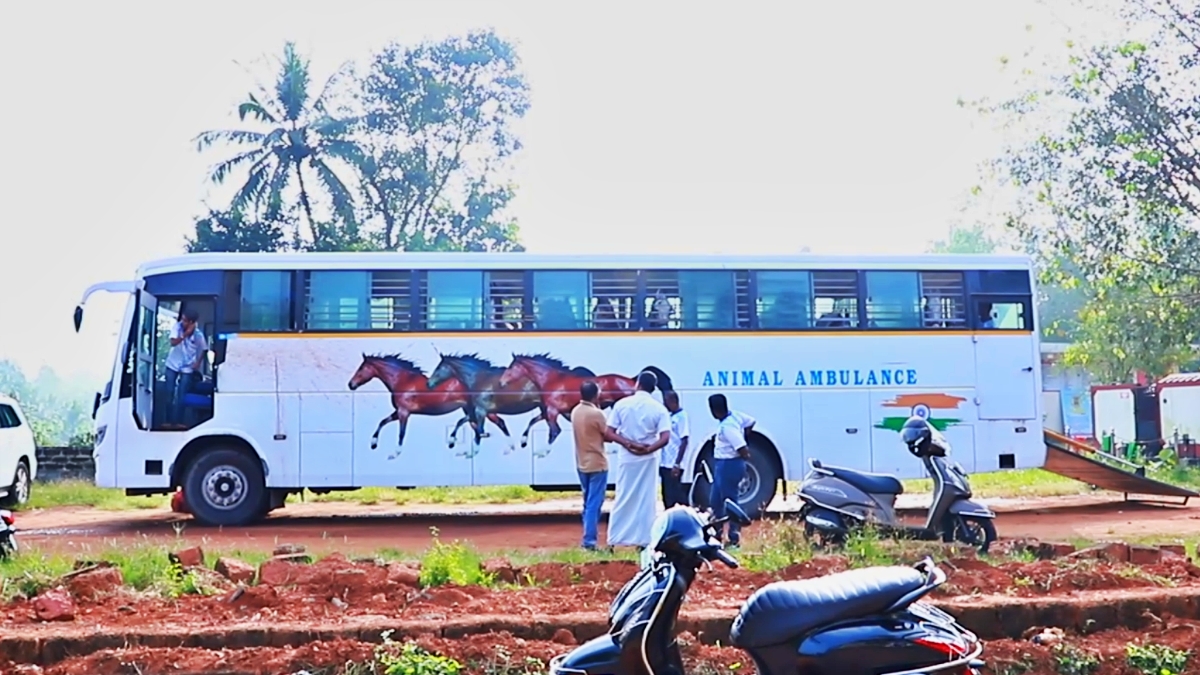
[424, 271, 485, 330]
[532, 271, 588, 330]
[487, 270, 524, 330]
[591, 270, 637, 330]
[643, 271, 680, 330]
[977, 301, 1027, 330]
[679, 270, 737, 330]
[865, 271, 921, 329]
[756, 271, 813, 330]
[813, 271, 859, 328]
[919, 271, 966, 329]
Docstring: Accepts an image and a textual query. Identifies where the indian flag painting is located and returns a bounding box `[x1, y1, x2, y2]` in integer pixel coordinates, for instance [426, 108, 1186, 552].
[876, 393, 968, 432]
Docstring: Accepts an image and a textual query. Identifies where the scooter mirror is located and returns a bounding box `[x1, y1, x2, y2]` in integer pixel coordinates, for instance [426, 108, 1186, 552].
[724, 499, 752, 526]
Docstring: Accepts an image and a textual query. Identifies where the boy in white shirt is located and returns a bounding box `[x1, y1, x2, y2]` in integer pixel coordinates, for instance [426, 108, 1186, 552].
[707, 393, 751, 546]
[660, 390, 689, 509]
[164, 307, 208, 428]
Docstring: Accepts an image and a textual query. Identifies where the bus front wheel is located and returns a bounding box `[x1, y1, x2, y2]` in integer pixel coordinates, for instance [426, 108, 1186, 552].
[182, 448, 267, 527]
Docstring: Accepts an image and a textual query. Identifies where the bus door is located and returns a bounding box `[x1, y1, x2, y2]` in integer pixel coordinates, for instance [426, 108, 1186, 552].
[973, 295, 1038, 420]
[134, 290, 158, 430]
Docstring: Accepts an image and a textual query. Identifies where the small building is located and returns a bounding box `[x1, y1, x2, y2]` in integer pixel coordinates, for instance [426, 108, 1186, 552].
[1040, 342, 1095, 439]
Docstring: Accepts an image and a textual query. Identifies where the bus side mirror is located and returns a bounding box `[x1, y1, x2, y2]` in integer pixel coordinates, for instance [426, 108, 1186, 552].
[92, 392, 101, 419]
[74, 306, 83, 332]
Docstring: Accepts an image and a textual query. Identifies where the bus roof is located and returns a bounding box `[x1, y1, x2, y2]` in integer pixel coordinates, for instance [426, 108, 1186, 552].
[136, 252, 1034, 277]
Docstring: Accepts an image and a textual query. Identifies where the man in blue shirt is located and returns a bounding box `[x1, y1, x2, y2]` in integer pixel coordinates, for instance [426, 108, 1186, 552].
[707, 393, 751, 546]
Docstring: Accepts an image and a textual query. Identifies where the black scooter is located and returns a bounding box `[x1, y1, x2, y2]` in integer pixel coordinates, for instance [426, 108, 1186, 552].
[550, 499, 984, 675]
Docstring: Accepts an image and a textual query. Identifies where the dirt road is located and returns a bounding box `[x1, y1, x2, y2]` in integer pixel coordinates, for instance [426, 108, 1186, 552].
[11, 492, 1200, 555]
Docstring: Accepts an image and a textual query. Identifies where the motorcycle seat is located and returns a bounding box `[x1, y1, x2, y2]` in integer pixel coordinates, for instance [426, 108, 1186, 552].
[729, 566, 927, 649]
[817, 463, 903, 495]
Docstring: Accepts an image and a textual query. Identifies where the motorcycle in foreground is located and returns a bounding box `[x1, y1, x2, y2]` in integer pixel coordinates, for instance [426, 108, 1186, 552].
[0, 509, 17, 558]
[549, 499, 984, 675]
[796, 415, 998, 553]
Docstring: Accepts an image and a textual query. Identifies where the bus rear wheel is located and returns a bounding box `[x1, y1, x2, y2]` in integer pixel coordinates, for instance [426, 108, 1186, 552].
[688, 437, 780, 519]
[182, 448, 267, 527]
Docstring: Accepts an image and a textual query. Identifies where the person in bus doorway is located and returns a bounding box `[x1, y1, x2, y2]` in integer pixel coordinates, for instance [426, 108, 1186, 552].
[606, 371, 671, 550]
[164, 307, 208, 430]
[572, 380, 640, 550]
[708, 393, 752, 547]
[660, 390, 689, 509]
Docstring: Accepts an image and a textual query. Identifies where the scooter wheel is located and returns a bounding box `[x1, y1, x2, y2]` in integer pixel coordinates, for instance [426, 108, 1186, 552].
[953, 516, 997, 554]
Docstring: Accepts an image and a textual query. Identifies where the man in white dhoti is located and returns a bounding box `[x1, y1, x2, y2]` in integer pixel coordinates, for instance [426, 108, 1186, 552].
[606, 371, 671, 549]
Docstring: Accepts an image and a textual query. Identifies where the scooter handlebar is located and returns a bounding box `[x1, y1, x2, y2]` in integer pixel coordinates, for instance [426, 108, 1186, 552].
[711, 548, 739, 568]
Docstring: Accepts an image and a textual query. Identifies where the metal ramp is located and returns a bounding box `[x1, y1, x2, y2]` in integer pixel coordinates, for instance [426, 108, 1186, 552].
[1043, 430, 1199, 503]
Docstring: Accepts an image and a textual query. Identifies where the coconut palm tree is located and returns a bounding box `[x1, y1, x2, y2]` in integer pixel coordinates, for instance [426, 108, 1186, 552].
[195, 42, 365, 247]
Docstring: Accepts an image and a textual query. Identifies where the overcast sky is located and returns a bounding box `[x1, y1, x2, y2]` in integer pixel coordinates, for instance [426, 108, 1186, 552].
[0, 0, 1076, 385]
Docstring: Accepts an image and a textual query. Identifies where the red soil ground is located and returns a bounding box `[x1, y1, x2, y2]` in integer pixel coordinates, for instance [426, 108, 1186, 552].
[4, 549, 1200, 674]
[15, 623, 1200, 675]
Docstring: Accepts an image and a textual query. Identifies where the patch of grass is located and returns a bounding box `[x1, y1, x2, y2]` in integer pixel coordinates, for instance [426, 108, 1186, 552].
[23, 480, 169, 511]
[902, 468, 1090, 499]
[0, 544, 221, 600]
[740, 517, 812, 572]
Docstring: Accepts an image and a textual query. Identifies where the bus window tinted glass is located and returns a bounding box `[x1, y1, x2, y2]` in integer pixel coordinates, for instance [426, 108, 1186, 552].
[757, 271, 812, 329]
[591, 270, 637, 329]
[680, 271, 736, 329]
[426, 271, 484, 330]
[866, 271, 921, 329]
[977, 300, 1028, 330]
[534, 271, 588, 329]
[307, 272, 370, 330]
[240, 271, 291, 331]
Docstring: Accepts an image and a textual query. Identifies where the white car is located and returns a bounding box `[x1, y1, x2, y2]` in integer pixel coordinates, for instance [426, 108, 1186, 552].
[0, 394, 36, 506]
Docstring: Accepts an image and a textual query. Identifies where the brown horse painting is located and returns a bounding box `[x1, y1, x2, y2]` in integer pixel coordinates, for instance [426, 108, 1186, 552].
[426, 352, 545, 457]
[347, 353, 479, 460]
[497, 353, 674, 455]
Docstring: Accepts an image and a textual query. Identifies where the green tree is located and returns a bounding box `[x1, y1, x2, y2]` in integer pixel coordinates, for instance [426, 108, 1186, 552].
[928, 224, 1001, 254]
[969, 0, 1200, 372]
[194, 42, 365, 249]
[354, 30, 530, 252]
[0, 361, 94, 447]
[186, 210, 288, 252]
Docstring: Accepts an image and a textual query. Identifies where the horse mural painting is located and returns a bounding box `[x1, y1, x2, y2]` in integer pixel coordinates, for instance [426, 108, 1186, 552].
[426, 352, 545, 457]
[347, 353, 478, 460]
[497, 353, 674, 454]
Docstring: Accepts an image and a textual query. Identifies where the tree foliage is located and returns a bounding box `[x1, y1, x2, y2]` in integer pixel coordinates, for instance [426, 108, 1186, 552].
[0, 361, 94, 448]
[191, 32, 529, 254]
[971, 0, 1200, 379]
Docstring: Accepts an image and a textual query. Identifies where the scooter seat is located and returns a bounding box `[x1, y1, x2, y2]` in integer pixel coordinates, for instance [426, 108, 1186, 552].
[730, 566, 926, 649]
[823, 465, 903, 495]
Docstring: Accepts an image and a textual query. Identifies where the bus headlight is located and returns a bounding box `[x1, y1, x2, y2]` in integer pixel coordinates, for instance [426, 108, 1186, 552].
[95, 425, 107, 447]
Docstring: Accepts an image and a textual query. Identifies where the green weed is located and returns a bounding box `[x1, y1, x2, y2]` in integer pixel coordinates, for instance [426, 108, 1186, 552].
[1125, 642, 1189, 675]
[418, 527, 489, 587]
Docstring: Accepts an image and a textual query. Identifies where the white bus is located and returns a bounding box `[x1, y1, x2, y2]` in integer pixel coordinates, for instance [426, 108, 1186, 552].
[75, 253, 1044, 526]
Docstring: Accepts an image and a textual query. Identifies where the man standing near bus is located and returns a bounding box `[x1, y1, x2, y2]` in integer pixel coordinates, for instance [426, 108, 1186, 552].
[660, 390, 689, 509]
[607, 371, 671, 549]
[164, 308, 207, 429]
[572, 381, 641, 550]
[708, 393, 751, 547]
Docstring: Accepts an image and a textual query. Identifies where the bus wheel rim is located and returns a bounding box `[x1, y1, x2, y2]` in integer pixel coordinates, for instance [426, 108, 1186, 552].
[202, 467, 247, 510]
